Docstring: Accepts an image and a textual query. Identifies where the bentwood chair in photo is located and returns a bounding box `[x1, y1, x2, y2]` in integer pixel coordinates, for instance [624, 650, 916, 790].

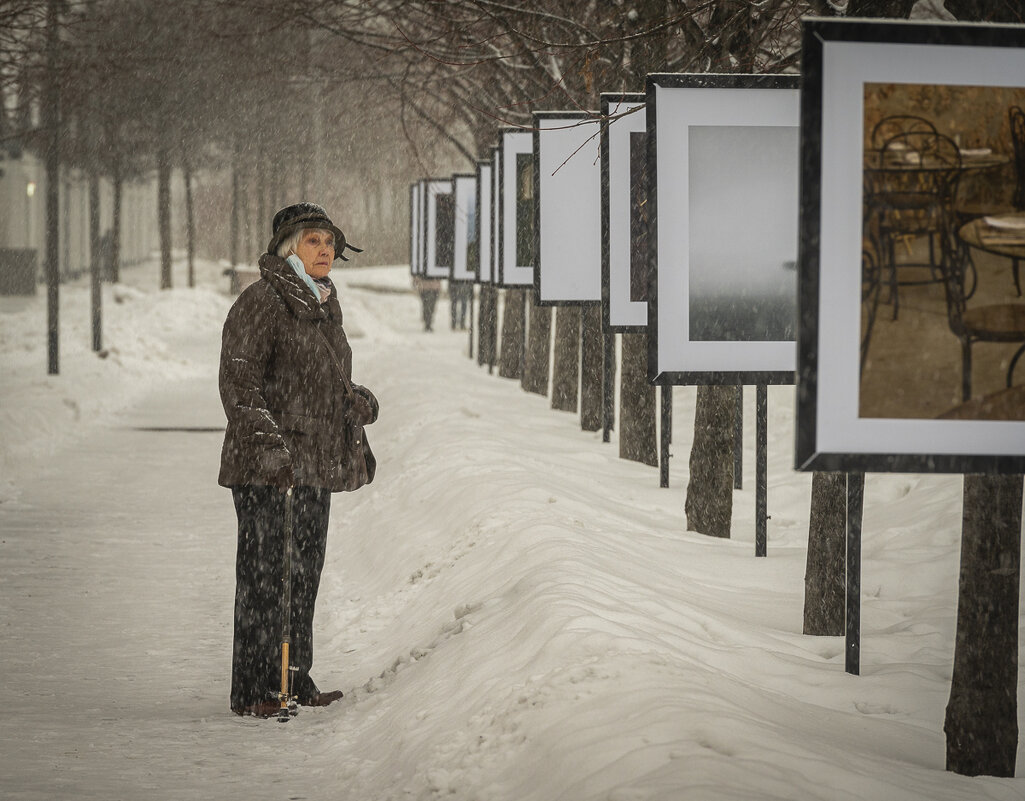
[864, 130, 962, 319]
[868, 115, 941, 271]
[942, 224, 1025, 402]
[954, 106, 1025, 298]
[869, 114, 937, 149]
[1009, 106, 1025, 211]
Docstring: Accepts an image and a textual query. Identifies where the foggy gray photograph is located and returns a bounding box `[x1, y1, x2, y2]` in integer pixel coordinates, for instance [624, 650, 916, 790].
[687, 125, 799, 342]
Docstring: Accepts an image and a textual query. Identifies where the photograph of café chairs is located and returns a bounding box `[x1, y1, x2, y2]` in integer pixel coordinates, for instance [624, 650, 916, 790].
[797, 18, 1025, 472]
[863, 128, 962, 321]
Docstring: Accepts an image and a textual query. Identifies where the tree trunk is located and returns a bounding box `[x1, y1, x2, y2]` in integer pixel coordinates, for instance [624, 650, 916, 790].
[522, 302, 551, 395]
[110, 163, 121, 283]
[257, 139, 267, 264]
[944, 474, 1022, 777]
[89, 168, 101, 351]
[580, 304, 602, 431]
[685, 385, 736, 538]
[803, 472, 847, 635]
[230, 151, 240, 268]
[44, 0, 60, 375]
[478, 284, 498, 369]
[603, 328, 617, 439]
[184, 159, 195, 288]
[157, 144, 172, 290]
[498, 288, 525, 379]
[552, 306, 581, 412]
[619, 331, 657, 466]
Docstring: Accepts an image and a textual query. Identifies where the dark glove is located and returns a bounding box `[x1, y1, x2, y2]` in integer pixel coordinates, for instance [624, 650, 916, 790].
[346, 392, 375, 426]
[267, 460, 295, 490]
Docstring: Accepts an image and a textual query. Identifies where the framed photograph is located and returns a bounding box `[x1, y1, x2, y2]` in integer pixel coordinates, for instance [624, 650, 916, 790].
[490, 145, 501, 286]
[601, 92, 647, 332]
[797, 19, 1025, 473]
[416, 180, 427, 276]
[407, 184, 416, 274]
[452, 173, 478, 283]
[477, 160, 493, 285]
[498, 128, 535, 287]
[647, 73, 800, 386]
[409, 182, 420, 275]
[425, 178, 454, 280]
[533, 111, 602, 305]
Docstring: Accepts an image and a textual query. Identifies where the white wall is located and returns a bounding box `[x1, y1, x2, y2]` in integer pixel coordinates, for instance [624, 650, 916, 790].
[0, 151, 159, 281]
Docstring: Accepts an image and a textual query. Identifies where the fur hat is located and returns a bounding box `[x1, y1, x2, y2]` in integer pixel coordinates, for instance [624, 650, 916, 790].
[266, 202, 363, 261]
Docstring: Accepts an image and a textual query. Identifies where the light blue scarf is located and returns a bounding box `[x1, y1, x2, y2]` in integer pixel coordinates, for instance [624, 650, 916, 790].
[286, 254, 324, 301]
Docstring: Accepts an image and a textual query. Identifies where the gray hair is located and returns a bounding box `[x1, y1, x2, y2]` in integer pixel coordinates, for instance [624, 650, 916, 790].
[275, 227, 334, 259]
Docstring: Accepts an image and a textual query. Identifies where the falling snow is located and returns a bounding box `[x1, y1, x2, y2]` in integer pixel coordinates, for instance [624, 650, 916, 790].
[0, 255, 1023, 800]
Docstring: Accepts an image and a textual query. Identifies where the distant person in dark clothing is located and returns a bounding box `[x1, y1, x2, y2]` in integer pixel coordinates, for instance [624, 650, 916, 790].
[414, 274, 441, 331]
[450, 281, 471, 330]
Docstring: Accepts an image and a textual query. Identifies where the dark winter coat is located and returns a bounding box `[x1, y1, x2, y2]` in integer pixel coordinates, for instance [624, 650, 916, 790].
[218, 253, 378, 492]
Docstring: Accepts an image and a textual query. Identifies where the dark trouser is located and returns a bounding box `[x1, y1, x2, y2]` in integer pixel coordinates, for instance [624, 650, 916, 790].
[421, 290, 438, 330]
[230, 485, 331, 711]
[451, 286, 468, 329]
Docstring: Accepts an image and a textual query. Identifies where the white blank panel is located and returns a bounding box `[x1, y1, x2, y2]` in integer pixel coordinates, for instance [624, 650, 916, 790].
[536, 114, 602, 302]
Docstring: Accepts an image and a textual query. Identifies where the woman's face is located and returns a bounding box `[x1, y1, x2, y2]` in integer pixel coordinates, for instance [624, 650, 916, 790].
[294, 228, 336, 279]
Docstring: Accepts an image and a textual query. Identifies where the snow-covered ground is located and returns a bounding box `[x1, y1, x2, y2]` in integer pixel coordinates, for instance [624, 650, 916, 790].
[0, 254, 1022, 800]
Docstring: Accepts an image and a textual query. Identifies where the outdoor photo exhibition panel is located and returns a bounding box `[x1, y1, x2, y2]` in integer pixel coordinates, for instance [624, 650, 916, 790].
[417, 179, 427, 277]
[602, 93, 647, 332]
[451, 173, 478, 283]
[533, 111, 602, 304]
[409, 181, 422, 275]
[491, 145, 501, 286]
[477, 161, 493, 284]
[499, 128, 535, 287]
[648, 74, 800, 385]
[425, 178, 454, 280]
[797, 20, 1025, 473]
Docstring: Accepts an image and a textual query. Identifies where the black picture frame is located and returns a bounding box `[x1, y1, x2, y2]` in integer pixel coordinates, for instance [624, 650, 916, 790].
[796, 18, 1025, 474]
[533, 110, 602, 306]
[425, 178, 454, 279]
[601, 92, 647, 333]
[497, 127, 534, 287]
[417, 179, 427, 277]
[646, 72, 800, 387]
[409, 182, 419, 276]
[490, 146, 500, 286]
[475, 160, 493, 285]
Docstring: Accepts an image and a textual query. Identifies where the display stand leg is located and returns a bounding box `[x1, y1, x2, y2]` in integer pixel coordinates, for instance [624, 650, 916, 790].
[468, 285, 475, 359]
[755, 384, 767, 557]
[602, 328, 614, 443]
[659, 385, 672, 488]
[846, 472, 865, 676]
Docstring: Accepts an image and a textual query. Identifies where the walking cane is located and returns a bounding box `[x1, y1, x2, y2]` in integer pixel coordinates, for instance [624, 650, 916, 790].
[277, 487, 298, 722]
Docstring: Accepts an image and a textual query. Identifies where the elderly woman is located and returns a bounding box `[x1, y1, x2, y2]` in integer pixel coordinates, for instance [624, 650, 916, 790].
[219, 202, 378, 718]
